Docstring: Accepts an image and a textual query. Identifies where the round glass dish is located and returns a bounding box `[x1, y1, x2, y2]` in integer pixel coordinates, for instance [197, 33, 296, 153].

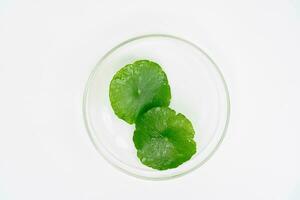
[83, 34, 230, 180]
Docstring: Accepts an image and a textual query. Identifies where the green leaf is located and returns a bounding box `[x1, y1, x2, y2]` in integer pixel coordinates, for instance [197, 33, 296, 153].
[109, 60, 171, 124]
[133, 107, 196, 170]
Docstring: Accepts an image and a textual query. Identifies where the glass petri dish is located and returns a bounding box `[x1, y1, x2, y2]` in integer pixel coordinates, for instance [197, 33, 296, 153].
[83, 34, 230, 180]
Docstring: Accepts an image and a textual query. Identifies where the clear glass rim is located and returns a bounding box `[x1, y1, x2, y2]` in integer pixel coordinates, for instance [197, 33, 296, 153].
[82, 34, 231, 181]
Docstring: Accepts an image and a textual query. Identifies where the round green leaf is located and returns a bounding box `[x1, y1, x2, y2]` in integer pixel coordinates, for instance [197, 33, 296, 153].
[133, 107, 196, 170]
[109, 60, 171, 124]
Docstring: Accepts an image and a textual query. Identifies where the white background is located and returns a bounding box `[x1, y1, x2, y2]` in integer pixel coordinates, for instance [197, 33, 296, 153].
[0, 0, 300, 199]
